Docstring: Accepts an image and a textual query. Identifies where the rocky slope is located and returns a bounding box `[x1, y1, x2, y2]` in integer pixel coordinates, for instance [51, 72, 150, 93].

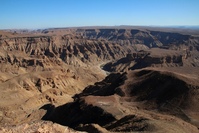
[41, 69, 199, 132]
[0, 120, 85, 133]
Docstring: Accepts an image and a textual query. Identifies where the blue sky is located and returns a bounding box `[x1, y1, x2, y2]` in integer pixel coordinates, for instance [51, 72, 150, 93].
[0, 0, 199, 29]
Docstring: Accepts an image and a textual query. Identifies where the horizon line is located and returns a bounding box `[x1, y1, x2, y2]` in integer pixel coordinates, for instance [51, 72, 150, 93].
[1, 25, 199, 30]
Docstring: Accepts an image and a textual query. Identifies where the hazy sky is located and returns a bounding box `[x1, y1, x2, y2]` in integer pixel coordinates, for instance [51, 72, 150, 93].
[1, 0, 199, 29]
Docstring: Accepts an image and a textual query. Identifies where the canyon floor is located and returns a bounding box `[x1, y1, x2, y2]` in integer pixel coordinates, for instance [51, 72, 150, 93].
[0, 27, 199, 132]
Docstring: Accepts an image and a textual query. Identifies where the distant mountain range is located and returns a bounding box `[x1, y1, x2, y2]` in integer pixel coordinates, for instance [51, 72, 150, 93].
[2, 25, 199, 31]
[162, 26, 199, 29]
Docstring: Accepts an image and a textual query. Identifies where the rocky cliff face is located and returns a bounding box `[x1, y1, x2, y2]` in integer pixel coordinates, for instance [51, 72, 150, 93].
[78, 28, 198, 50]
[0, 35, 132, 66]
[1, 29, 198, 68]
[103, 47, 199, 72]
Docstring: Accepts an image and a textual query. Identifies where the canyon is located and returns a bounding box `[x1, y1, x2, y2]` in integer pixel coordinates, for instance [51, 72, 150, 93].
[0, 27, 199, 132]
